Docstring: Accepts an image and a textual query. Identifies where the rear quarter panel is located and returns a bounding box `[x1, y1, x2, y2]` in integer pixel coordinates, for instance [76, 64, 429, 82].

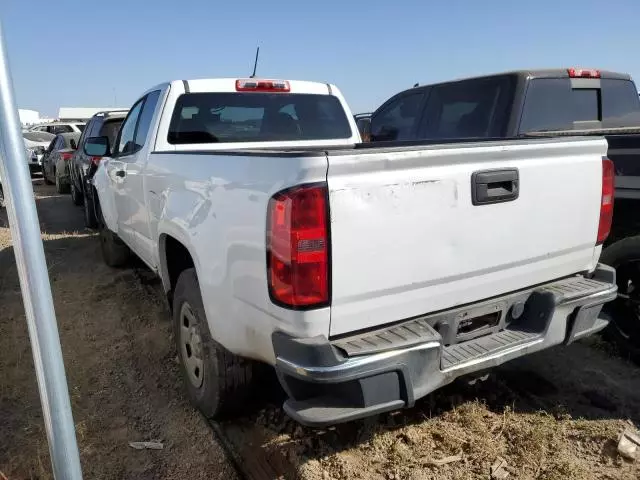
[145, 151, 331, 363]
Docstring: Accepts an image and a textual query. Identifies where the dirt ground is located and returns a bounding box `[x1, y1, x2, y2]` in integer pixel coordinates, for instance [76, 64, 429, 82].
[0, 181, 238, 479]
[2, 180, 640, 480]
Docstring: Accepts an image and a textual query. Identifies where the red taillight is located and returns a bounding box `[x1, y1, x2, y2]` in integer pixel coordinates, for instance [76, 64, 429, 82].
[90, 156, 102, 166]
[267, 184, 329, 308]
[61, 152, 73, 161]
[597, 158, 614, 245]
[236, 79, 290, 92]
[568, 68, 601, 79]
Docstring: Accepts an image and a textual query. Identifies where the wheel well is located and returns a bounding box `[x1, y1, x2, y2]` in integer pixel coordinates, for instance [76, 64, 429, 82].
[164, 236, 195, 307]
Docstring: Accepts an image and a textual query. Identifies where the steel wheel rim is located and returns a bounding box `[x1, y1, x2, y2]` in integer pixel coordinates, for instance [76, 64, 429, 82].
[179, 302, 204, 388]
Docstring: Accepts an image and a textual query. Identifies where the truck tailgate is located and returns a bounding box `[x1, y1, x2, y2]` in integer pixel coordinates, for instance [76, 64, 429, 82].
[327, 138, 607, 336]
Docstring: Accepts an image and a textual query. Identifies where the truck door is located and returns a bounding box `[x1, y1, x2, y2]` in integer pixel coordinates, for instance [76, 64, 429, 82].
[107, 91, 162, 268]
[106, 99, 144, 252]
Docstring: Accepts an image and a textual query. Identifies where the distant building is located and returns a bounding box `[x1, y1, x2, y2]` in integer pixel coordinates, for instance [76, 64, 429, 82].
[18, 109, 40, 126]
[58, 107, 128, 122]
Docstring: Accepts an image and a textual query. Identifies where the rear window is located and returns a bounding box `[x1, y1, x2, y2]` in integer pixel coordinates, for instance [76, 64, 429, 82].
[75, 124, 85, 132]
[519, 78, 640, 133]
[167, 93, 352, 144]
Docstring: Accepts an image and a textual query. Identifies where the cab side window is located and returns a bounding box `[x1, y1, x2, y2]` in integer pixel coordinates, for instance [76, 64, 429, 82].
[117, 101, 144, 156]
[370, 91, 425, 141]
[133, 90, 161, 151]
[115, 90, 161, 156]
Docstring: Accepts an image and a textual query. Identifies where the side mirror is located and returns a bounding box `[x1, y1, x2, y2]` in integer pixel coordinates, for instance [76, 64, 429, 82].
[84, 136, 110, 157]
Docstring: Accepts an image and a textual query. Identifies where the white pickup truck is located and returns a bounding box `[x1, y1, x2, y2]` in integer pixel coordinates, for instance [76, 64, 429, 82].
[87, 77, 617, 426]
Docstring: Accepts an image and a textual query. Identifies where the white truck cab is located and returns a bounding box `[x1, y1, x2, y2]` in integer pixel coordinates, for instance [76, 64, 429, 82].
[89, 77, 617, 426]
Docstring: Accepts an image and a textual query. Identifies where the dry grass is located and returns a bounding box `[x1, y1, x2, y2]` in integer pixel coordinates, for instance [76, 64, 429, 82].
[267, 398, 638, 480]
[255, 329, 640, 480]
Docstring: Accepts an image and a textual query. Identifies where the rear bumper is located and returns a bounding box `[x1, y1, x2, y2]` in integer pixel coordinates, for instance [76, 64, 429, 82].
[273, 264, 617, 427]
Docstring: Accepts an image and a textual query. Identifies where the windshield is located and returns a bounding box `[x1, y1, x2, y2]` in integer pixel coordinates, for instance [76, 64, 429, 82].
[167, 92, 352, 144]
[23, 131, 55, 142]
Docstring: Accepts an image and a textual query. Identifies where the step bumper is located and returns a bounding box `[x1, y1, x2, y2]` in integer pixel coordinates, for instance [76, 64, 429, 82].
[273, 265, 617, 427]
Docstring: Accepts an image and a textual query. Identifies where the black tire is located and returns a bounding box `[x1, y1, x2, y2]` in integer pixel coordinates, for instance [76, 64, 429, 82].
[600, 236, 640, 362]
[43, 169, 53, 185]
[99, 225, 130, 267]
[83, 188, 99, 228]
[70, 180, 83, 206]
[0, 183, 4, 208]
[173, 268, 255, 419]
[55, 173, 70, 194]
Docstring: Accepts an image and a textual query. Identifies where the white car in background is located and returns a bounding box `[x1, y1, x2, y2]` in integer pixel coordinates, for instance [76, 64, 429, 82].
[30, 122, 85, 135]
[23, 131, 55, 173]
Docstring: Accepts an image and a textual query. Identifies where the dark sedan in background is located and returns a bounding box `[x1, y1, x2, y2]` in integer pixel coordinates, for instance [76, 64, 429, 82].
[41, 132, 80, 193]
[70, 109, 128, 227]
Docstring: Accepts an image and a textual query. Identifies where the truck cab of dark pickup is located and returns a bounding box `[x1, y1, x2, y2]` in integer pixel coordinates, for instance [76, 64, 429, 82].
[368, 68, 640, 360]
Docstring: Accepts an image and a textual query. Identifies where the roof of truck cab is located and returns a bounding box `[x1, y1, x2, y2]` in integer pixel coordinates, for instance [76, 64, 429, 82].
[181, 78, 336, 95]
[139, 78, 341, 100]
[405, 69, 632, 93]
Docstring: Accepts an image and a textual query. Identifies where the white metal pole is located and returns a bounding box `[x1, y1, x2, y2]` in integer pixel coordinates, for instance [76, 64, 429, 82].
[0, 21, 83, 480]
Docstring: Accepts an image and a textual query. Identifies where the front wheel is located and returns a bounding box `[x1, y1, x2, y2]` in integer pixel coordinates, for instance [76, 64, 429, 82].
[600, 236, 640, 363]
[173, 268, 256, 419]
[99, 226, 130, 267]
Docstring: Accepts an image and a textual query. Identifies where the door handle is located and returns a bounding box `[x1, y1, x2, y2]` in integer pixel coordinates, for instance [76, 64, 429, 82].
[471, 168, 519, 205]
[115, 170, 126, 178]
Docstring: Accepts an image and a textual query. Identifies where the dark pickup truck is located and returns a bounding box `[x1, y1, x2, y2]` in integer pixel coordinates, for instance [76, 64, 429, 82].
[367, 68, 640, 360]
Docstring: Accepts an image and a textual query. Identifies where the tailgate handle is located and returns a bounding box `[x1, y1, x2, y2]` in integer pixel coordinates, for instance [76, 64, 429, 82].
[472, 169, 519, 205]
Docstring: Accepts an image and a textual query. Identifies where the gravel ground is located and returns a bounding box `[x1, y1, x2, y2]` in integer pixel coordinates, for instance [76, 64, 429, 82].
[1, 179, 640, 480]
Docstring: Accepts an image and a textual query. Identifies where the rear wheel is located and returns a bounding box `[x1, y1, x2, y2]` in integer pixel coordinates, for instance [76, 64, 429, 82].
[173, 268, 256, 419]
[55, 172, 69, 194]
[99, 220, 130, 267]
[83, 187, 98, 228]
[43, 167, 53, 185]
[600, 236, 640, 363]
[70, 180, 83, 206]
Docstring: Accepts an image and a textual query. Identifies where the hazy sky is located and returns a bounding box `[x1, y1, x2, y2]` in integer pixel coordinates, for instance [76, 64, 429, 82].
[4, 0, 639, 116]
